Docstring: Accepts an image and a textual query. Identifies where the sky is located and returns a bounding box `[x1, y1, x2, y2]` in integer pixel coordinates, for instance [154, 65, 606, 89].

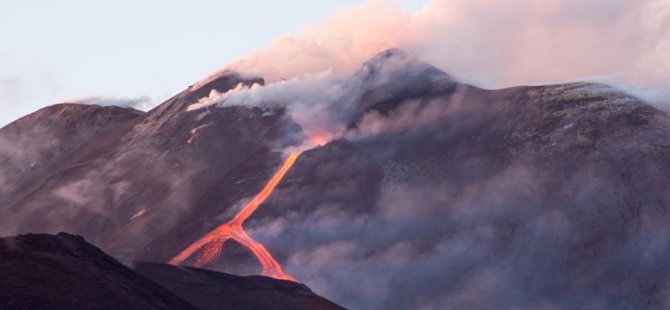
[0, 0, 426, 126]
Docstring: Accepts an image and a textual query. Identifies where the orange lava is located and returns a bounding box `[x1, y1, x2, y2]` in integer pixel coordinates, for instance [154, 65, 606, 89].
[170, 152, 300, 282]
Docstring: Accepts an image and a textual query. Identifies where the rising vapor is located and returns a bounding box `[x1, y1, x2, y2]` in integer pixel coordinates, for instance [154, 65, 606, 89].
[224, 0, 668, 93]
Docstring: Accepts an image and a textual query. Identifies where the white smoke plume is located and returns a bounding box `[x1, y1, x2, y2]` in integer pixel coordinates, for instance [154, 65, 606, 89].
[188, 72, 351, 146]
[223, 0, 668, 93]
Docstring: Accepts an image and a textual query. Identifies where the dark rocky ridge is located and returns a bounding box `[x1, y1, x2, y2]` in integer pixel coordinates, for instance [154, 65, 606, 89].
[0, 233, 344, 310]
[135, 263, 344, 310]
[0, 232, 194, 310]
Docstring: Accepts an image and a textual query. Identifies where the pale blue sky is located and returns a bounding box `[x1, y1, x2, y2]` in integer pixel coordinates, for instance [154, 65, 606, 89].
[0, 0, 425, 126]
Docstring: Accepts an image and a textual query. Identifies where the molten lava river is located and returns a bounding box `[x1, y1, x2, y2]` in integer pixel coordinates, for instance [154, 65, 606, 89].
[170, 152, 300, 281]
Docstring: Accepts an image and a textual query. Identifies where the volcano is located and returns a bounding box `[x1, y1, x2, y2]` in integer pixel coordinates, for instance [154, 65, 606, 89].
[2, 49, 670, 309]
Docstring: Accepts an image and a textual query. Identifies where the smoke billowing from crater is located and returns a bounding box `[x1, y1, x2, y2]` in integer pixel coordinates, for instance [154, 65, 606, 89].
[225, 0, 668, 97]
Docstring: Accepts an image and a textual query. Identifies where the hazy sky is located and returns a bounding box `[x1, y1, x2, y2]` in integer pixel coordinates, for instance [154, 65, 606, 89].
[0, 0, 425, 126]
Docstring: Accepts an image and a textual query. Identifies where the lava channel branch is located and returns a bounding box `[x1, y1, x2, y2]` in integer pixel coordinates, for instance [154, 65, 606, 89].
[169, 152, 300, 282]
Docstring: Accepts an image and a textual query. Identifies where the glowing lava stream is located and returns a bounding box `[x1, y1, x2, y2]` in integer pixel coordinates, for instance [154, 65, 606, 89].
[170, 152, 300, 282]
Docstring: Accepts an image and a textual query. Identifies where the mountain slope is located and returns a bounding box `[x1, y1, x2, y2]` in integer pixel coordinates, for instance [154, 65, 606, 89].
[0, 104, 142, 204]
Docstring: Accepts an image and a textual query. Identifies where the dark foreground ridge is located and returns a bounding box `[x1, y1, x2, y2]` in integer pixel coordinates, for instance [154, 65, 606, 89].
[135, 263, 344, 310]
[0, 233, 344, 310]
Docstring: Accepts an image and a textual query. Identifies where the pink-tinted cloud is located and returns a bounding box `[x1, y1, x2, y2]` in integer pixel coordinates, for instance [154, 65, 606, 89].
[224, 0, 669, 92]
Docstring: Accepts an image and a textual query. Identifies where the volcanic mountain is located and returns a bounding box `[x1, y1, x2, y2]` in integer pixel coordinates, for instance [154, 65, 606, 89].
[2, 49, 670, 309]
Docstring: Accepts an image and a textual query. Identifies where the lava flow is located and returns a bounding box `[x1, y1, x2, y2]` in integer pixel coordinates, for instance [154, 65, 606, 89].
[169, 152, 300, 282]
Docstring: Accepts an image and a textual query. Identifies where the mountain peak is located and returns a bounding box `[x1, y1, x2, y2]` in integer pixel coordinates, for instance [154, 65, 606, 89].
[367, 48, 409, 62]
[346, 48, 459, 112]
[360, 48, 450, 79]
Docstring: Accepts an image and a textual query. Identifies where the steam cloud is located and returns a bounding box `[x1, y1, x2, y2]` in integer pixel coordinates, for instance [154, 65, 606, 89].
[188, 72, 349, 142]
[225, 0, 669, 102]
